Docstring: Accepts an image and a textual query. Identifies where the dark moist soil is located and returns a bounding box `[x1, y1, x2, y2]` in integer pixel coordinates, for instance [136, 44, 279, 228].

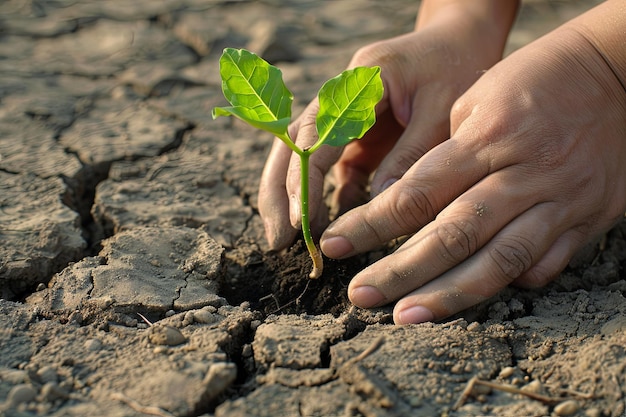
[221, 240, 366, 317]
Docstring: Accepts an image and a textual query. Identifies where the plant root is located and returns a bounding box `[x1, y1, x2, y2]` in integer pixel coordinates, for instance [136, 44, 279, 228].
[267, 279, 313, 315]
[308, 246, 324, 279]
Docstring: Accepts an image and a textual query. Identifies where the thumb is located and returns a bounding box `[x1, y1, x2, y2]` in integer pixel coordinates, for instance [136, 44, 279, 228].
[320, 174, 438, 259]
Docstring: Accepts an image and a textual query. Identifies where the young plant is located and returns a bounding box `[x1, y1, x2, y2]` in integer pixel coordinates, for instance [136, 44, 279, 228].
[213, 48, 383, 278]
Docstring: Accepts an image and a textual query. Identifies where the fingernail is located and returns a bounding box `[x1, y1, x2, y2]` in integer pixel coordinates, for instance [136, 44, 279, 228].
[289, 194, 300, 227]
[396, 306, 434, 325]
[320, 235, 354, 259]
[349, 286, 385, 308]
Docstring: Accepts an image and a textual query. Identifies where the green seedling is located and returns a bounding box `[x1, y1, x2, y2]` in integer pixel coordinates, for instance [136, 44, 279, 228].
[213, 48, 383, 278]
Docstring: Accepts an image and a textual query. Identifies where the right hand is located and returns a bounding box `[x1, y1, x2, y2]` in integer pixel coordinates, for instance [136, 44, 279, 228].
[258, 3, 516, 251]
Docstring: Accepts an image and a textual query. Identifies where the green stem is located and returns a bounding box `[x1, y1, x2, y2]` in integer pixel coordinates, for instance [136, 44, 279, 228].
[300, 150, 323, 278]
[278, 133, 302, 155]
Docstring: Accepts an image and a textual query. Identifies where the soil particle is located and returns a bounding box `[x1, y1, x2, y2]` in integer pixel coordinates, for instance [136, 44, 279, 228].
[554, 399, 581, 416]
[222, 240, 365, 317]
[27, 226, 225, 318]
[148, 325, 187, 346]
[0, 173, 86, 299]
[253, 314, 346, 370]
[4, 384, 37, 407]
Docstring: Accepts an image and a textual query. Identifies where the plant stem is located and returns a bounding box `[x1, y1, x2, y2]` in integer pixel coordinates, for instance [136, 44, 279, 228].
[300, 150, 323, 278]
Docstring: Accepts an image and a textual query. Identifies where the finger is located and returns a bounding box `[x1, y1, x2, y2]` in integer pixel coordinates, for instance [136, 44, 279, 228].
[258, 137, 298, 250]
[370, 82, 454, 196]
[331, 109, 403, 217]
[391, 202, 569, 324]
[320, 135, 493, 259]
[346, 166, 548, 307]
[512, 228, 589, 289]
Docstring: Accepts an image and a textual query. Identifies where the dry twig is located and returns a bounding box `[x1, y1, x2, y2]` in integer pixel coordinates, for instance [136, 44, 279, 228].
[110, 392, 175, 417]
[453, 376, 594, 410]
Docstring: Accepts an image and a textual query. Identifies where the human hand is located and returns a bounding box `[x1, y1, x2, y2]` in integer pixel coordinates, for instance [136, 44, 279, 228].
[258, 2, 516, 251]
[321, 27, 626, 324]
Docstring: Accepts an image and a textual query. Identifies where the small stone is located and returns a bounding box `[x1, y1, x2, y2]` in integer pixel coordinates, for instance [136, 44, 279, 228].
[148, 325, 187, 346]
[498, 366, 515, 379]
[450, 363, 464, 374]
[182, 311, 195, 326]
[0, 369, 28, 384]
[153, 346, 169, 354]
[241, 344, 252, 358]
[584, 407, 601, 417]
[68, 310, 83, 324]
[84, 338, 102, 351]
[165, 309, 176, 317]
[36, 365, 58, 384]
[36, 283, 46, 291]
[466, 322, 482, 332]
[554, 400, 580, 416]
[6, 384, 37, 405]
[458, 403, 482, 415]
[193, 309, 217, 324]
[521, 379, 543, 394]
[202, 305, 217, 313]
[407, 395, 422, 407]
[40, 382, 69, 402]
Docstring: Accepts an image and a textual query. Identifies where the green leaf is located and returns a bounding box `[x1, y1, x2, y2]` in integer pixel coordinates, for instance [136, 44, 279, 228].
[212, 48, 293, 141]
[314, 66, 383, 149]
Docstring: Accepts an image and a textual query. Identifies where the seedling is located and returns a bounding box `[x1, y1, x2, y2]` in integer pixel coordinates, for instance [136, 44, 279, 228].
[213, 48, 383, 278]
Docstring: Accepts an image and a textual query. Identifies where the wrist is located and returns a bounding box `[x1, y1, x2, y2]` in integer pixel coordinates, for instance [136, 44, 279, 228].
[417, 0, 518, 60]
[561, 0, 626, 94]
[532, 25, 626, 118]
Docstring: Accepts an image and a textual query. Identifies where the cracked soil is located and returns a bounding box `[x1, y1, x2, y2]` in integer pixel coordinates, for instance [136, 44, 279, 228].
[1, 1, 625, 416]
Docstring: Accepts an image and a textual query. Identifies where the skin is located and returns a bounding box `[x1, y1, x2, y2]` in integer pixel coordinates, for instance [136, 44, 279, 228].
[258, 0, 626, 324]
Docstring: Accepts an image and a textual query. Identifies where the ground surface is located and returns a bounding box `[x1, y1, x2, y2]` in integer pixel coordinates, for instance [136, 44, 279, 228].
[1, 1, 625, 416]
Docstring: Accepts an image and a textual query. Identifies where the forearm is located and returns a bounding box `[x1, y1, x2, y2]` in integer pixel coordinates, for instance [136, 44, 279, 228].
[563, 0, 626, 92]
[416, 0, 519, 62]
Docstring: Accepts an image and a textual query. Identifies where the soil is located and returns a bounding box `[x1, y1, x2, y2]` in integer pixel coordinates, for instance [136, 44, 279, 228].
[1, 1, 625, 417]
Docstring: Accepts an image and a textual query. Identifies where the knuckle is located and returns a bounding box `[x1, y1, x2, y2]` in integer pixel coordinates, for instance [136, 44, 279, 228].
[351, 41, 395, 67]
[360, 212, 387, 247]
[389, 144, 429, 175]
[451, 95, 470, 117]
[450, 95, 473, 129]
[489, 236, 535, 281]
[388, 185, 436, 232]
[435, 220, 480, 265]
